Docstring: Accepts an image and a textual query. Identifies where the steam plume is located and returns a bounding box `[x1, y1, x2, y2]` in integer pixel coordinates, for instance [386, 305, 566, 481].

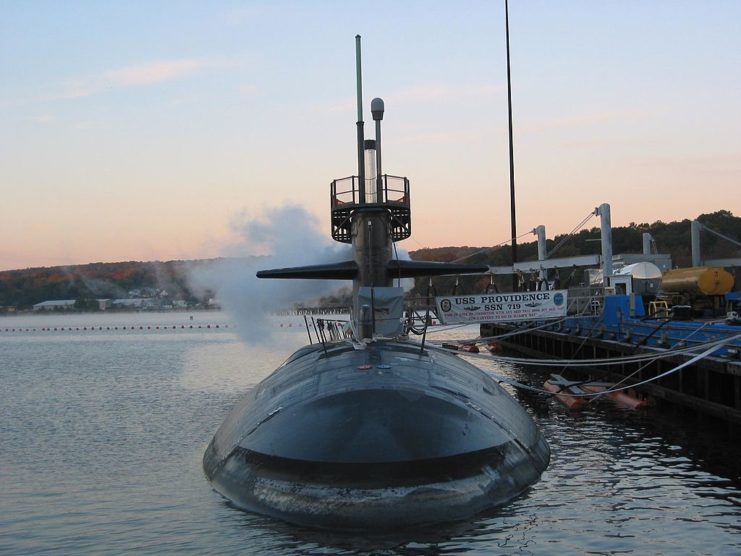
[189, 205, 351, 344]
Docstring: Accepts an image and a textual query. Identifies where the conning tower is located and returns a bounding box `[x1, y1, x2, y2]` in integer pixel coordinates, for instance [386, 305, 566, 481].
[258, 36, 486, 339]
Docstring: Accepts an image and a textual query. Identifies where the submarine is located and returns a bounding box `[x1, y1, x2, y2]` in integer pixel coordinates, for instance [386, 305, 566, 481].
[203, 36, 550, 530]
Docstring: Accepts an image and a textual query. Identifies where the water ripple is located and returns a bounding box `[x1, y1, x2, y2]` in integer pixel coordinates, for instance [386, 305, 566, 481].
[1, 317, 739, 554]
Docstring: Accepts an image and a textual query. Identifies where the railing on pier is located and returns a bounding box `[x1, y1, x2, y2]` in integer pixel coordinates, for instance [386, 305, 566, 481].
[274, 306, 351, 316]
[566, 286, 606, 317]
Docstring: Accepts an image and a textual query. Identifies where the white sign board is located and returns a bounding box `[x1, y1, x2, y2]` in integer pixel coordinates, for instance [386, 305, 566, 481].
[435, 290, 568, 324]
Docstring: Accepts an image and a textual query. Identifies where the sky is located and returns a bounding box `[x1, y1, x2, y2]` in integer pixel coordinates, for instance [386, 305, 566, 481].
[1, 1, 740, 271]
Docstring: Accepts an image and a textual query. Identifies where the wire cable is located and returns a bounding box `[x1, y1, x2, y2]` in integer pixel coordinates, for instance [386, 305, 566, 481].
[424, 334, 741, 399]
[433, 333, 737, 367]
[545, 210, 597, 259]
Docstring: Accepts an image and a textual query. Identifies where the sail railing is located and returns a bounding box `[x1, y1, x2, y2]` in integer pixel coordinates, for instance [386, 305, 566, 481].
[331, 175, 409, 208]
[331, 176, 359, 206]
[380, 175, 409, 205]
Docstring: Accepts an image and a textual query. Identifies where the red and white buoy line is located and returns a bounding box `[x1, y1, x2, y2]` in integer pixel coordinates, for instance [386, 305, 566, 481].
[0, 323, 232, 333]
[0, 319, 346, 335]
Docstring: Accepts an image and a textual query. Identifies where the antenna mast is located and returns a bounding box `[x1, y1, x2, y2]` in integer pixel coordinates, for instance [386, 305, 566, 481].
[355, 35, 366, 204]
[505, 0, 518, 291]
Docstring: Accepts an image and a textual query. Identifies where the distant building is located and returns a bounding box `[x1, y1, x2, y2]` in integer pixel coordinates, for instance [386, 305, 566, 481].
[111, 298, 146, 309]
[33, 300, 76, 311]
[127, 288, 168, 299]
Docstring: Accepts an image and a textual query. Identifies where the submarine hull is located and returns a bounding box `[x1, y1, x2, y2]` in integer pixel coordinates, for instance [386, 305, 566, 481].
[203, 340, 550, 530]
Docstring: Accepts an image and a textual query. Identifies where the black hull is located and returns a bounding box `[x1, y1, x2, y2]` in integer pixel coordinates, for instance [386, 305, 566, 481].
[204, 340, 550, 529]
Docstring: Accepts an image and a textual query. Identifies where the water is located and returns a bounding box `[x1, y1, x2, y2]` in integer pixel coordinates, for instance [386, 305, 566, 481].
[1, 312, 739, 555]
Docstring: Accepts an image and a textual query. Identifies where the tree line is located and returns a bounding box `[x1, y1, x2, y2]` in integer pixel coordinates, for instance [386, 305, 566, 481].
[408, 210, 741, 297]
[0, 259, 215, 309]
[0, 211, 738, 310]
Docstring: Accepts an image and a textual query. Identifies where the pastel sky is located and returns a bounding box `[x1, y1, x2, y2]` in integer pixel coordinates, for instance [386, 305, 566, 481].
[2, 1, 739, 271]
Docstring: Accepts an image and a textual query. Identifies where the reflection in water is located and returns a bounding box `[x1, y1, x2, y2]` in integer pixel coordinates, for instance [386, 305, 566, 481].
[227, 496, 513, 555]
[1, 316, 739, 555]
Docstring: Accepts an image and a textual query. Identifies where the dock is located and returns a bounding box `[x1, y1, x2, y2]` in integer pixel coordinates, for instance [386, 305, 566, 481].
[481, 320, 741, 423]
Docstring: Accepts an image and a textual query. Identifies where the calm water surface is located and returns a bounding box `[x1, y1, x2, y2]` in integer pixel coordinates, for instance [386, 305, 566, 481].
[1, 312, 739, 555]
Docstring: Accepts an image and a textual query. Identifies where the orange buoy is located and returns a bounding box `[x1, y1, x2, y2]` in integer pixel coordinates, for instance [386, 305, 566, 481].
[485, 342, 503, 354]
[582, 383, 654, 409]
[544, 375, 589, 410]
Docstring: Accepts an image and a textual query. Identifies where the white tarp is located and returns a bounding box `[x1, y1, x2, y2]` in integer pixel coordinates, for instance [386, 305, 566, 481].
[613, 262, 662, 279]
[356, 287, 404, 337]
[435, 290, 568, 324]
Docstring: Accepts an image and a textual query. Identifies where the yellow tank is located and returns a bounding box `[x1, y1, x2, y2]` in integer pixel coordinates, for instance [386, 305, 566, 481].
[661, 267, 734, 295]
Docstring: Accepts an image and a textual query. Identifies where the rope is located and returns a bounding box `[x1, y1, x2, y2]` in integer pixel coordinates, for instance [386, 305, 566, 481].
[576, 334, 741, 398]
[428, 315, 590, 345]
[545, 210, 596, 259]
[450, 230, 535, 264]
[428, 330, 737, 368]
[698, 222, 741, 249]
[556, 312, 605, 374]
[425, 334, 741, 399]
[584, 321, 718, 402]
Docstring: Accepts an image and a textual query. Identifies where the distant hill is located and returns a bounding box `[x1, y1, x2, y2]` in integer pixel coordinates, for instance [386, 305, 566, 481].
[410, 210, 741, 267]
[1, 211, 738, 310]
[0, 259, 218, 310]
[406, 210, 741, 295]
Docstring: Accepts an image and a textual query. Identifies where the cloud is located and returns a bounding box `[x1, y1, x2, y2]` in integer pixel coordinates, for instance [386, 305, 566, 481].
[400, 128, 487, 145]
[51, 58, 217, 100]
[238, 84, 258, 96]
[631, 152, 741, 172]
[222, 6, 267, 25]
[105, 59, 206, 87]
[321, 97, 355, 114]
[320, 83, 502, 115]
[169, 94, 201, 106]
[520, 108, 648, 135]
[388, 83, 503, 105]
[72, 119, 101, 130]
[30, 114, 54, 124]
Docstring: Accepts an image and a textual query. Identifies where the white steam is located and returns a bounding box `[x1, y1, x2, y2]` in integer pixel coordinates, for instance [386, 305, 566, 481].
[189, 205, 351, 344]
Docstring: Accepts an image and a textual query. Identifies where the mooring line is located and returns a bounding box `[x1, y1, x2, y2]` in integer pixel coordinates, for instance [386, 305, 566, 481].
[425, 334, 741, 399]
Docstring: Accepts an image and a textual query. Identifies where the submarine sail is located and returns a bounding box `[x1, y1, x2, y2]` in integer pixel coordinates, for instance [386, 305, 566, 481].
[203, 36, 550, 530]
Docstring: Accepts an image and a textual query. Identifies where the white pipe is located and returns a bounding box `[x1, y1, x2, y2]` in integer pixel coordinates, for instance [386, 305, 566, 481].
[536, 225, 546, 282]
[597, 203, 613, 287]
[642, 232, 653, 255]
[691, 220, 702, 267]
